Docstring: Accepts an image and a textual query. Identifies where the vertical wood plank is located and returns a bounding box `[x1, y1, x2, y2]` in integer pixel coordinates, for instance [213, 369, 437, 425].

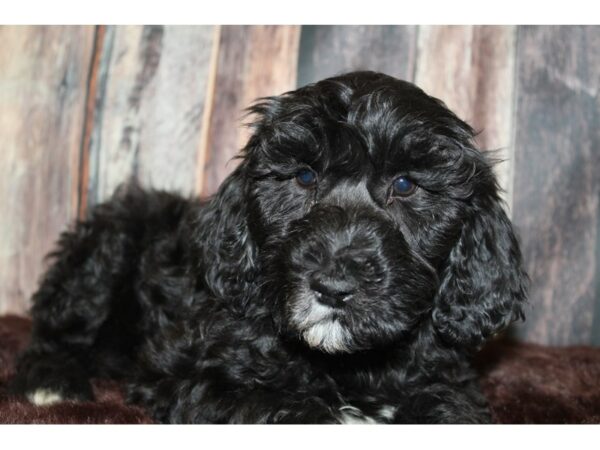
[0, 26, 95, 314]
[199, 25, 301, 196]
[414, 25, 517, 208]
[297, 25, 417, 88]
[78, 25, 108, 219]
[511, 26, 600, 345]
[90, 25, 215, 204]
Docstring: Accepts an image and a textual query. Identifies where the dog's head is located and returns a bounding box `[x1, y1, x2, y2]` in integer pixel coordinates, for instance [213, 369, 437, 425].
[199, 71, 527, 354]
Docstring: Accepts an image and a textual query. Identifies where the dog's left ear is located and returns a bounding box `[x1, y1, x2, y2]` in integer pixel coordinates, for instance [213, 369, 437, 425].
[432, 171, 528, 349]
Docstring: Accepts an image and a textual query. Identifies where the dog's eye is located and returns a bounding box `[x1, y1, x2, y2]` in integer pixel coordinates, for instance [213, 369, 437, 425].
[295, 168, 317, 188]
[392, 176, 416, 197]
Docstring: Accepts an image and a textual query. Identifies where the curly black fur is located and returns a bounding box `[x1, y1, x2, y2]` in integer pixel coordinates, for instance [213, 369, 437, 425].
[12, 71, 528, 423]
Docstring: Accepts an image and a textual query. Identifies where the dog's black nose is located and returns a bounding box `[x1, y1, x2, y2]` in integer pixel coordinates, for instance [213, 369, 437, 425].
[309, 273, 357, 308]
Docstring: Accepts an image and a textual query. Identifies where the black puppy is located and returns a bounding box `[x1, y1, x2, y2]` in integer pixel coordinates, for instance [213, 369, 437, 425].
[13, 71, 527, 423]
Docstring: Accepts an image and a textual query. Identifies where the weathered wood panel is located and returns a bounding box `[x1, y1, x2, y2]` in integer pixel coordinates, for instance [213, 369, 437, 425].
[0, 26, 95, 314]
[78, 25, 108, 219]
[414, 26, 517, 207]
[199, 25, 301, 196]
[511, 26, 600, 345]
[90, 25, 215, 204]
[1, 25, 599, 346]
[297, 25, 417, 88]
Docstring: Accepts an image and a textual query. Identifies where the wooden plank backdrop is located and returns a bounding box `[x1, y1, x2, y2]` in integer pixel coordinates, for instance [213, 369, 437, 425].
[200, 25, 301, 196]
[297, 25, 418, 87]
[0, 25, 598, 346]
[89, 25, 216, 204]
[414, 26, 517, 207]
[511, 26, 600, 345]
[0, 26, 95, 314]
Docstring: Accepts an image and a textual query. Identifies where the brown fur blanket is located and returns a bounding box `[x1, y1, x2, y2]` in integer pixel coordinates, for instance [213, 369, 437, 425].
[1, 315, 599, 424]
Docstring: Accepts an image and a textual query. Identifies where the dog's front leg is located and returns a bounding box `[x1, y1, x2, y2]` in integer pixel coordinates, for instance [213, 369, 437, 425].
[392, 382, 491, 424]
[130, 376, 341, 424]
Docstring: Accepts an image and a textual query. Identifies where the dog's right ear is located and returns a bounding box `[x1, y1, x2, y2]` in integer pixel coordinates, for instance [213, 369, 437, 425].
[191, 165, 259, 312]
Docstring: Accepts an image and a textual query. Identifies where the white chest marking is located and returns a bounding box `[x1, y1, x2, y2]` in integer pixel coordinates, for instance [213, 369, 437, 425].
[338, 405, 395, 424]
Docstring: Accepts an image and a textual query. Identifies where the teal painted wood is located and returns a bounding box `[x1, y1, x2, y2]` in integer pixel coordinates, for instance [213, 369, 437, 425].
[511, 26, 600, 345]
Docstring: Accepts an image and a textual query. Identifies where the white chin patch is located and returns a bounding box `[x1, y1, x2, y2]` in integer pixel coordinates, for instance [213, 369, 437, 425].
[27, 389, 64, 406]
[302, 320, 350, 353]
[291, 294, 352, 353]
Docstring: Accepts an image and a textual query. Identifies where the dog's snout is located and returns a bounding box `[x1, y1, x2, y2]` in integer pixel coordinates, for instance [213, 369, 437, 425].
[288, 203, 398, 304]
[309, 272, 358, 308]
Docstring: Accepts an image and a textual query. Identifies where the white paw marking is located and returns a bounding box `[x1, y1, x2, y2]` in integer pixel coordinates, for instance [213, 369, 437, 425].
[27, 389, 64, 406]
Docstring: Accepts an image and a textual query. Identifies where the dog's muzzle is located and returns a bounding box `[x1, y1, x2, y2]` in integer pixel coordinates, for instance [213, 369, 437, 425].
[281, 205, 398, 352]
[291, 205, 391, 299]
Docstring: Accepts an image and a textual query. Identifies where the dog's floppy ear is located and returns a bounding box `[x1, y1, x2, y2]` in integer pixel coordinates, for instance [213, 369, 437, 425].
[431, 172, 528, 349]
[192, 165, 258, 313]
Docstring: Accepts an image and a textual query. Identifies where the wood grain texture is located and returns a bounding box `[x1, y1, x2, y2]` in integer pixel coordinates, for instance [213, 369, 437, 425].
[0, 26, 95, 314]
[511, 26, 600, 345]
[90, 25, 215, 204]
[414, 26, 517, 208]
[297, 25, 417, 88]
[1, 25, 599, 347]
[78, 25, 107, 219]
[199, 25, 301, 196]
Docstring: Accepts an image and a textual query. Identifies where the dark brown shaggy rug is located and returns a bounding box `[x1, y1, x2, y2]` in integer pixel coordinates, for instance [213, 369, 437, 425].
[1, 315, 599, 424]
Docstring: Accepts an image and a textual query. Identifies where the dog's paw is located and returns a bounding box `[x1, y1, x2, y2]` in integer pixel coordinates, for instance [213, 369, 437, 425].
[15, 377, 93, 406]
[11, 349, 95, 405]
[26, 388, 65, 406]
[16, 376, 94, 406]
